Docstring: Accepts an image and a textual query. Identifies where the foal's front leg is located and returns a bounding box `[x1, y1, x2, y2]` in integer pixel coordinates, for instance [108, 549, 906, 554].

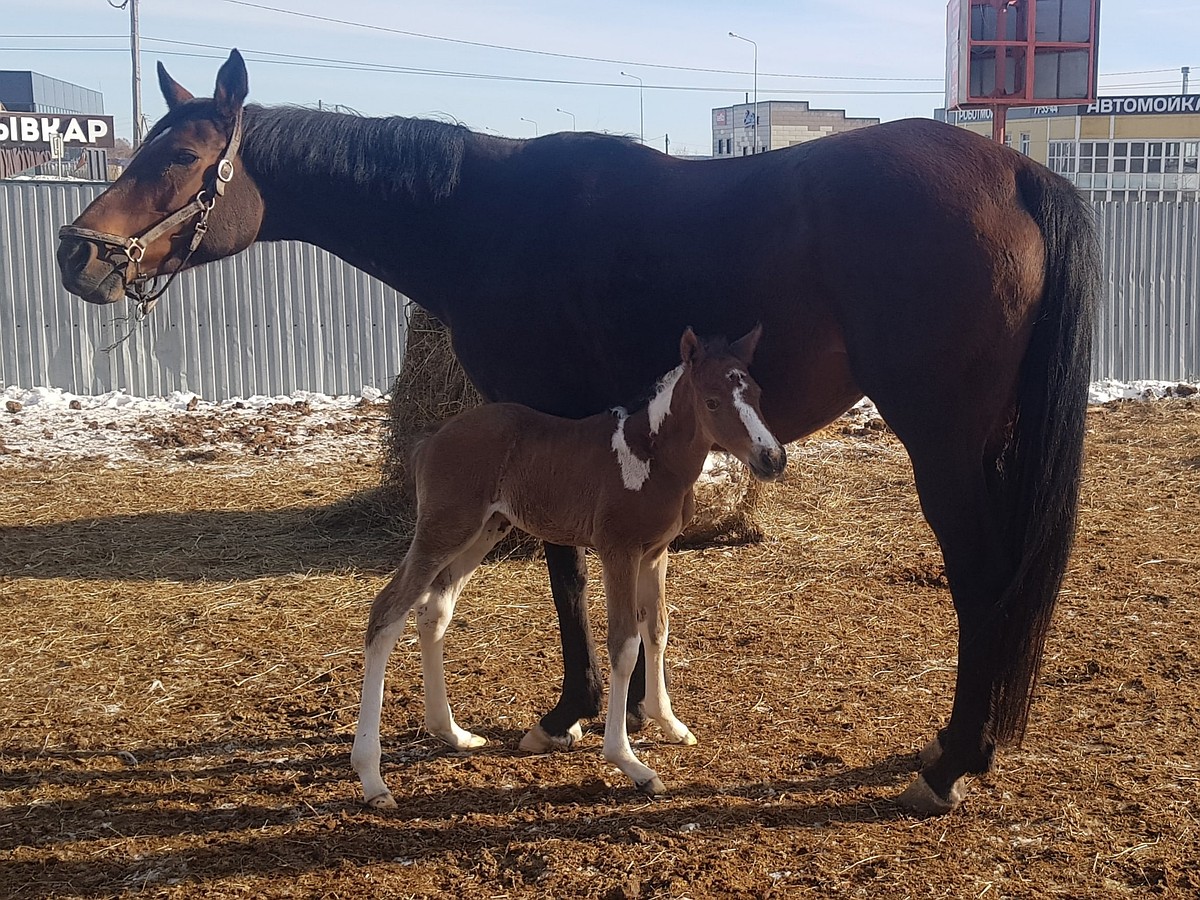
[636, 550, 696, 747]
[600, 553, 666, 795]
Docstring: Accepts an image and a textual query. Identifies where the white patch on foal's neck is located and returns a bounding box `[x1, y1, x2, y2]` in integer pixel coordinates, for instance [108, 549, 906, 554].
[611, 407, 651, 491]
[730, 370, 777, 450]
[647, 365, 684, 436]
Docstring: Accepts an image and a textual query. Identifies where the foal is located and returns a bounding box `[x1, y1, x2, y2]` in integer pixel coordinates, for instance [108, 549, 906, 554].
[351, 326, 787, 808]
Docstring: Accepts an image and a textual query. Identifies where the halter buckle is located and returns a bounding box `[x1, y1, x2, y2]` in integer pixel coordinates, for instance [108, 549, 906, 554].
[217, 158, 235, 183]
[125, 237, 147, 264]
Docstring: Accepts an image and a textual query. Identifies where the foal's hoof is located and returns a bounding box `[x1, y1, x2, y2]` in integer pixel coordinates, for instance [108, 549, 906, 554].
[897, 773, 965, 816]
[364, 790, 397, 810]
[519, 721, 584, 753]
[636, 775, 667, 797]
[436, 730, 487, 751]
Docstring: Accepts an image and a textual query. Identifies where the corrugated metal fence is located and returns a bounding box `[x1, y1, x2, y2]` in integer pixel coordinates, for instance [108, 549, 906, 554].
[1, 181, 409, 399]
[2, 181, 1198, 397]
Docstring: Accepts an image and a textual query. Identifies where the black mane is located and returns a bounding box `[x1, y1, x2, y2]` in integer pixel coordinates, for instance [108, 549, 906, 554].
[242, 105, 470, 204]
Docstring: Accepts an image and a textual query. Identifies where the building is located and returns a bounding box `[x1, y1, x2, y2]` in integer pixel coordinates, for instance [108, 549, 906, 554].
[712, 100, 879, 158]
[939, 95, 1200, 202]
[0, 71, 104, 116]
[0, 71, 110, 180]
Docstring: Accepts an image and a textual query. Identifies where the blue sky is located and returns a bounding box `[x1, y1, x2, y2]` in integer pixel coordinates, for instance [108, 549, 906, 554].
[5, 1, 1197, 155]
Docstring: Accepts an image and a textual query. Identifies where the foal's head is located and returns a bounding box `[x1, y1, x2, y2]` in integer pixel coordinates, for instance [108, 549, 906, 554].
[680, 325, 787, 482]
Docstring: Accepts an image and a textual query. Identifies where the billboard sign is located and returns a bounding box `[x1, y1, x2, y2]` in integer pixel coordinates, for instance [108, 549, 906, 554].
[946, 0, 1101, 110]
[0, 113, 117, 149]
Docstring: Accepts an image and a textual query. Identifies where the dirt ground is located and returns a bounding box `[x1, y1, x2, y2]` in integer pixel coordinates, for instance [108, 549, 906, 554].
[1, 399, 1198, 899]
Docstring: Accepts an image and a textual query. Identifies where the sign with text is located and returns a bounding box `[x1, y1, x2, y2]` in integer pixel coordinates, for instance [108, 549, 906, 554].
[0, 114, 116, 149]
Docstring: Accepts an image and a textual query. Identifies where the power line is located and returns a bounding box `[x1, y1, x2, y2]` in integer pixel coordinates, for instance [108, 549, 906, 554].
[216, 0, 943, 83]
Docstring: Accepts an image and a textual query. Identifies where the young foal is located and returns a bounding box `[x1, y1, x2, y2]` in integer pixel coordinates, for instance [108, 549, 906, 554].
[352, 326, 787, 807]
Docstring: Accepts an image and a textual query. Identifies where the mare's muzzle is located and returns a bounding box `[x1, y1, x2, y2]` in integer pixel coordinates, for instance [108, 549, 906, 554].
[57, 234, 127, 305]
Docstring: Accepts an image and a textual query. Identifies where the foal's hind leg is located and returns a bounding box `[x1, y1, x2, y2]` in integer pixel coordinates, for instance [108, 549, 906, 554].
[636, 550, 696, 746]
[416, 513, 512, 750]
[351, 516, 489, 809]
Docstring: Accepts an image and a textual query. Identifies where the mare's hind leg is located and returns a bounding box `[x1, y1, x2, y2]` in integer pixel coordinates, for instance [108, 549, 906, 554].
[417, 512, 513, 750]
[891, 437, 1014, 815]
[636, 550, 696, 746]
[350, 514, 490, 809]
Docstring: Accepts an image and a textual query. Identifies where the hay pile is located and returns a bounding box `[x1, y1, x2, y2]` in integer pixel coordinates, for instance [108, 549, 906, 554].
[375, 305, 764, 548]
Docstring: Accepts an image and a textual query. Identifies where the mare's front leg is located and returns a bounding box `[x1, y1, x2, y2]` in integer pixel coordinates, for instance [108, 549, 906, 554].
[637, 550, 696, 747]
[600, 552, 666, 795]
[519, 543, 595, 752]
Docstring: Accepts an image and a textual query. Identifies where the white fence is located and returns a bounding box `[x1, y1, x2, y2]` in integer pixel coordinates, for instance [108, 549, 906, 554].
[1, 181, 1198, 398]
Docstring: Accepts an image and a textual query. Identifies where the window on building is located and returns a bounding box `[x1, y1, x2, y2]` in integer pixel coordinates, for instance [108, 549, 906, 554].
[1055, 138, 1200, 201]
[1019, 132, 1031, 156]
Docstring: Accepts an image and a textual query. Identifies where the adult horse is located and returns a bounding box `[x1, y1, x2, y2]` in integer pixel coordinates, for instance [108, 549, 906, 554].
[57, 50, 1098, 815]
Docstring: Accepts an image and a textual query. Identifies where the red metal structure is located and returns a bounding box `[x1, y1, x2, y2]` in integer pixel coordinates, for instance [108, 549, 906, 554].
[946, 0, 1101, 142]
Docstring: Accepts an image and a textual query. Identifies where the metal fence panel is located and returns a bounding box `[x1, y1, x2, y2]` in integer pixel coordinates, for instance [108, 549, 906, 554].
[1, 181, 408, 399]
[3, 182, 1198, 396]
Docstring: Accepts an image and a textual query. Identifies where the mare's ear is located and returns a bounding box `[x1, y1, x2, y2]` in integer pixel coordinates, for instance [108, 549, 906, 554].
[731, 323, 763, 365]
[680, 327, 702, 367]
[213, 48, 249, 121]
[157, 62, 194, 110]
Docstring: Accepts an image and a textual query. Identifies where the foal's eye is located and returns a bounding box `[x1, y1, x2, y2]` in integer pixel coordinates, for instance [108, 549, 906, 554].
[171, 149, 199, 166]
[705, 398, 720, 411]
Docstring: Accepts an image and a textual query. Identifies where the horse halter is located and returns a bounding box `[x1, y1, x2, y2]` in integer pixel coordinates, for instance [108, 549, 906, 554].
[58, 109, 244, 315]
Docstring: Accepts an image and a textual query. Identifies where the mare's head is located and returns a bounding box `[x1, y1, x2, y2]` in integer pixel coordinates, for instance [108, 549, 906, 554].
[58, 49, 262, 305]
[680, 325, 787, 482]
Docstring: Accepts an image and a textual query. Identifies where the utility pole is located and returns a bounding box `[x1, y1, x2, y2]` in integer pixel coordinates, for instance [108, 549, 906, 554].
[130, 0, 143, 148]
[1184, 67, 1191, 94]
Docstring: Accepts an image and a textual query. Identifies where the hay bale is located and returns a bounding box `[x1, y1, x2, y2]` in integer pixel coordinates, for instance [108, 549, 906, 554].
[334, 304, 764, 548]
[673, 451, 765, 548]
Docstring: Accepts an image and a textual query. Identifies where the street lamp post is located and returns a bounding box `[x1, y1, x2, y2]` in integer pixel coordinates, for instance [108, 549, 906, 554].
[620, 71, 644, 144]
[728, 31, 758, 153]
[520, 116, 539, 136]
[556, 107, 577, 130]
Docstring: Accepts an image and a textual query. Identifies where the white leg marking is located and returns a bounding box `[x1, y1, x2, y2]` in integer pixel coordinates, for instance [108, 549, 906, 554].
[610, 408, 651, 490]
[351, 614, 412, 809]
[603, 634, 663, 794]
[637, 554, 695, 746]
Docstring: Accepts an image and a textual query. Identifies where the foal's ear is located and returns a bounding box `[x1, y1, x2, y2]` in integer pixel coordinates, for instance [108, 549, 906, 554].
[731, 323, 763, 365]
[680, 327, 702, 367]
[213, 48, 249, 121]
[157, 62, 194, 111]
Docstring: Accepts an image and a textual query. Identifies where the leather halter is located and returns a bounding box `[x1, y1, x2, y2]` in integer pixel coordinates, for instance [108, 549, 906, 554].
[59, 109, 244, 314]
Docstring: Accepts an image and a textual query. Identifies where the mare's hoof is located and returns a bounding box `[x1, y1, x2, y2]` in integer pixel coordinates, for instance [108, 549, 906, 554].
[626, 710, 646, 734]
[897, 773, 965, 816]
[364, 791, 397, 810]
[519, 721, 583, 753]
[917, 735, 943, 768]
[636, 775, 667, 797]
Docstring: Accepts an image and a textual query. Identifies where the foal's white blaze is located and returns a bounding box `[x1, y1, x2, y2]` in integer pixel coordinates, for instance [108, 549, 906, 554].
[730, 370, 778, 451]
[611, 408, 651, 491]
[647, 365, 683, 435]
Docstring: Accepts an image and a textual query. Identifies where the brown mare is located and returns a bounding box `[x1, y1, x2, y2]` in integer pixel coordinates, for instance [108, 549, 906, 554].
[57, 50, 1099, 815]
[351, 326, 786, 807]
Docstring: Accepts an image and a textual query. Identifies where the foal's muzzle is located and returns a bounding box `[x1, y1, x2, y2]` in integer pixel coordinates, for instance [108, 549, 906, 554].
[749, 445, 788, 482]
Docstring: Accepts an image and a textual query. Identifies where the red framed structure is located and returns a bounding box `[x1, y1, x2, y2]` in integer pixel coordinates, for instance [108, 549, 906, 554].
[946, 0, 1101, 143]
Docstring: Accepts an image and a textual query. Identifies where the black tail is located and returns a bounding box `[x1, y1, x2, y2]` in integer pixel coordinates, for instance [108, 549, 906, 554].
[992, 167, 1098, 745]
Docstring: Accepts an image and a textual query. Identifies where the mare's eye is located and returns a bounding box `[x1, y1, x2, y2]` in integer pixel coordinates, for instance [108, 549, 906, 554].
[705, 398, 720, 411]
[172, 149, 199, 166]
